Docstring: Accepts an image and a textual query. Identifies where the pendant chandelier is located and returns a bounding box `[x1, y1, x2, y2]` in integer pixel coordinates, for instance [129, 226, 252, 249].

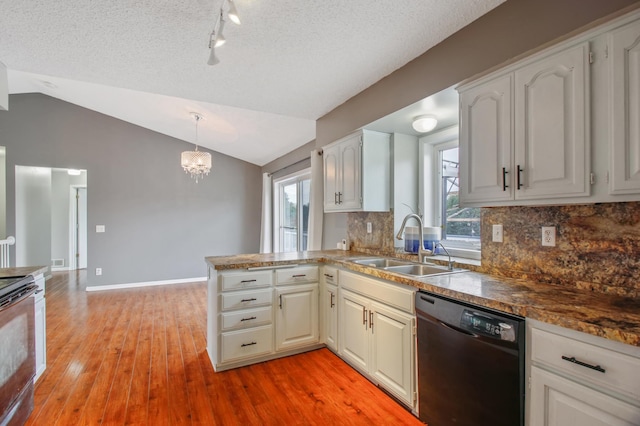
[181, 112, 212, 183]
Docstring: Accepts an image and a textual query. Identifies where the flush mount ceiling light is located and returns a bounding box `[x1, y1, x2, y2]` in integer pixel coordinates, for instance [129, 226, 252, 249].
[412, 115, 438, 133]
[181, 112, 212, 182]
[207, 0, 242, 65]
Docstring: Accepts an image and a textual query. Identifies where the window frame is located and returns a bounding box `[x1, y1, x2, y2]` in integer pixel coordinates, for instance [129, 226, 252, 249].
[272, 168, 311, 253]
[419, 126, 481, 260]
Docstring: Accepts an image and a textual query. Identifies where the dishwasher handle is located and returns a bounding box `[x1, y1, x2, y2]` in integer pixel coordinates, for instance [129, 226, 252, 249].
[439, 320, 476, 337]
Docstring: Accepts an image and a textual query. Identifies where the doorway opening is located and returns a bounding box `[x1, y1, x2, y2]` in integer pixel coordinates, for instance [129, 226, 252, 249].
[15, 166, 87, 271]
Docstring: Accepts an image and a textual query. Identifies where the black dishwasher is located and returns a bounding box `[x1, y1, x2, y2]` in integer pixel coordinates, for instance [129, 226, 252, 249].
[416, 290, 525, 426]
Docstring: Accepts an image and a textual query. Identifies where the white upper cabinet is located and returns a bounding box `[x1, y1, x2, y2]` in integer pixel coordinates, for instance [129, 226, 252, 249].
[458, 42, 590, 206]
[609, 19, 640, 194]
[323, 129, 390, 212]
[459, 10, 640, 206]
[515, 43, 590, 200]
[460, 74, 513, 203]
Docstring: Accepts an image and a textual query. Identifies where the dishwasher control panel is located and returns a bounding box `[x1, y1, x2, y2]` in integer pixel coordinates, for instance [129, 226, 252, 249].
[461, 309, 517, 342]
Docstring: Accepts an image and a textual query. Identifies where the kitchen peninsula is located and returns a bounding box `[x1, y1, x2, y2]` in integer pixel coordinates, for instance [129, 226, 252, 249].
[207, 250, 640, 423]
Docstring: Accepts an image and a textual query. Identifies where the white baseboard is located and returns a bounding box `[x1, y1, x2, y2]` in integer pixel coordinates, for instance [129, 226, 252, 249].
[51, 266, 70, 272]
[85, 276, 207, 292]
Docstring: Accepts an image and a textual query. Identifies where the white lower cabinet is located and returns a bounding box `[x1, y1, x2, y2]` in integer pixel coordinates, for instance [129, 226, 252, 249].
[320, 266, 338, 352]
[527, 319, 640, 426]
[208, 265, 321, 371]
[530, 366, 640, 426]
[369, 301, 414, 404]
[275, 283, 319, 351]
[338, 272, 416, 411]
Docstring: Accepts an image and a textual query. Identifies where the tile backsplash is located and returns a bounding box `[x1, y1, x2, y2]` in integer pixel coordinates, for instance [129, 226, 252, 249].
[346, 202, 640, 297]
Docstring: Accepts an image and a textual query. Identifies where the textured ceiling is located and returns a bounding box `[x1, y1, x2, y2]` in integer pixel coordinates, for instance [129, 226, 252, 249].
[0, 0, 506, 166]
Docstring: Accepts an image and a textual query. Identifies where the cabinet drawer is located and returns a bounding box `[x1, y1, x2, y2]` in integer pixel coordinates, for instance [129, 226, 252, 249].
[221, 306, 272, 331]
[220, 270, 272, 291]
[530, 327, 640, 400]
[221, 325, 273, 363]
[221, 288, 272, 311]
[322, 266, 338, 286]
[276, 266, 318, 285]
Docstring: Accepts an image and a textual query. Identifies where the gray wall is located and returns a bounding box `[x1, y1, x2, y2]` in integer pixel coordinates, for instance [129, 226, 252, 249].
[0, 94, 262, 287]
[315, 0, 640, 249]
[15, 165, 51, 271]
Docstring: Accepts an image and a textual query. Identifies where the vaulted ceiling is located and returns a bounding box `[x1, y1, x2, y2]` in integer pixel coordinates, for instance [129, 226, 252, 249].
[1, 0, 506, 165]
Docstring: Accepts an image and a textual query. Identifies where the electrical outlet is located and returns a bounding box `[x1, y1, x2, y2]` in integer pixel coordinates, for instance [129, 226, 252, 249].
[96, 225, 105, 233]
[367, 222, 372, 234]
[96, 268, 102, 276]
[542, 226, 556, 247]
[492, 224, 503, 243]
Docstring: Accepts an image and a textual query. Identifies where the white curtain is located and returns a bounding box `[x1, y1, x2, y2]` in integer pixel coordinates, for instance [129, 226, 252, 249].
[307, 149, 324, 251]
[259, 172, 272, 253]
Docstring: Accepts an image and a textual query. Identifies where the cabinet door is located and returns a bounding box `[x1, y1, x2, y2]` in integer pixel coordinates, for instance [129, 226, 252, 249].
[323, 144, 340, 211]
[529, 366, 640, 426]
[514, 43, 590, 200]
[459, 74, 513, 204]
[339, 290, 370, 372]
[34, 296, 46, 382]
[338, 135, 362, 210]
[275, 283, 319, 351]
[610, 20, 640, 194]
[323, 284, 338, 351]
[370, 302, 415, 408]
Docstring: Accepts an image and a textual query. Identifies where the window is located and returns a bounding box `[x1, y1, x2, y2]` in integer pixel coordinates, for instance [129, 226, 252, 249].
[273, 170, 310, 252]
[420, 128, 481, 259]
[436, 145, 481, 252]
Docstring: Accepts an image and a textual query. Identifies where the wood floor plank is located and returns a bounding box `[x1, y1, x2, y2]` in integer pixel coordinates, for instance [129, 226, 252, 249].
[123, 291, 155, 425]
[27, 271, 423, 426]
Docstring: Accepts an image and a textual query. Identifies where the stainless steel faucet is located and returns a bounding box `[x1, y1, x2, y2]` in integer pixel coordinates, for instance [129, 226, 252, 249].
[434, 242, 454, 271]
[396, 213, 430, 264]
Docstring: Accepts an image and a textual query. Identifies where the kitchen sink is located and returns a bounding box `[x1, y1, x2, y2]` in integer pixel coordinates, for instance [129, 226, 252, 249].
[384, 264, 464, 277]
[353, 258, 413, 268]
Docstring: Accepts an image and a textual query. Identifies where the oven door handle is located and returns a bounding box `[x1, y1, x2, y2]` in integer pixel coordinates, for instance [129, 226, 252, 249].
[0, 284, 38, 311]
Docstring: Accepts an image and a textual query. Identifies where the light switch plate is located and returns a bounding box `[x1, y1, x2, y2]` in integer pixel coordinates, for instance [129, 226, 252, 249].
[96, 225, 105, 233]
[367, 222, 372, 233]
[492, 224, 503, 243]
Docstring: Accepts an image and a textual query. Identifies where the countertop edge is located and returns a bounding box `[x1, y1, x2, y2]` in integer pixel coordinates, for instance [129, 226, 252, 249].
[204, 251, 640, 348]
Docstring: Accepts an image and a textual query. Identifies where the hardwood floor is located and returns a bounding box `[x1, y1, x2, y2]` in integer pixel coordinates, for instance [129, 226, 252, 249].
[27, 270, 423, 425]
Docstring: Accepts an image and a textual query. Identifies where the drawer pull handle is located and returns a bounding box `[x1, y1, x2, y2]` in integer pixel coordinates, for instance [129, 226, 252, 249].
[240, 279, 257, 283]
[292, 274, 306, 278]
[324, 273, 334, 279]
[240, 298, 257, 302]
[241, 342, 257, 347]
[561, 356, 606, 373]
[240, 316, 257, 322]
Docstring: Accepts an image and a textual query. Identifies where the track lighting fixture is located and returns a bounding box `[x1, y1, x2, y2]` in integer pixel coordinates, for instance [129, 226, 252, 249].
[207, 0, 241, 66]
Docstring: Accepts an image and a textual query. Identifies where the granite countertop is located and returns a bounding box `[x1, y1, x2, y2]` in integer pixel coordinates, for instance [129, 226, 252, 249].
[205, 250, 640, 347]
[0, 266, 48, 278]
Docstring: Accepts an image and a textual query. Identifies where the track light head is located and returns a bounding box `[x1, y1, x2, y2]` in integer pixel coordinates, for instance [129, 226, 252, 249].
[227, 0, 241, 25]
